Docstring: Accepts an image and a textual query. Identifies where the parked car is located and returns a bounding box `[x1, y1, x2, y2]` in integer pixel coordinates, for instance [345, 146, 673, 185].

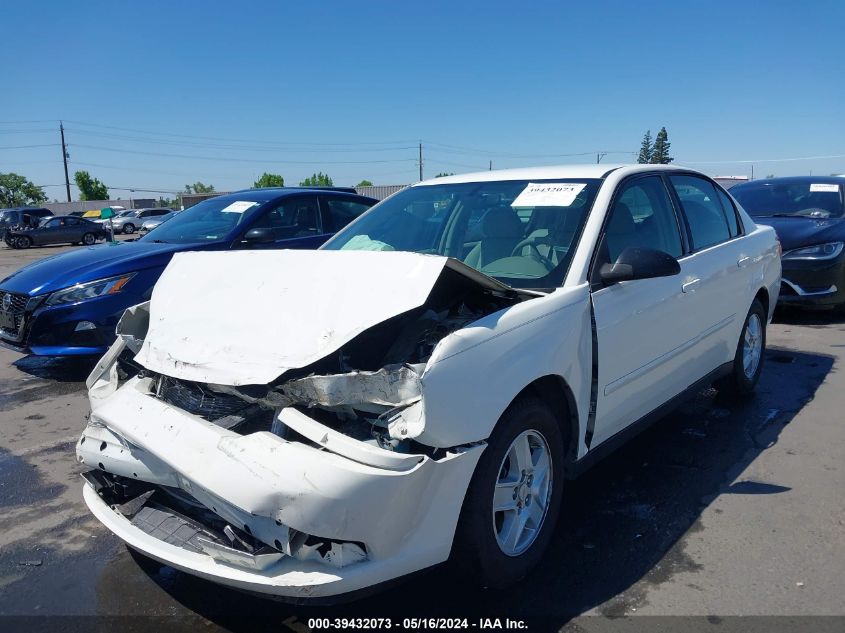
[0, 207, 53, 232]
[730, 176, 844, 308]
[4, 216, 106, 249]
[98, 208, 174, 234]
[0, 188, 376, 355]
[77, 165, 780, 600]
[138, 211, 178, 233]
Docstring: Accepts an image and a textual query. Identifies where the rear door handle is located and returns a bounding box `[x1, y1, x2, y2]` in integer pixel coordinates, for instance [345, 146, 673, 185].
[737, 256, 751, 268]
[682, 279, 701, 293]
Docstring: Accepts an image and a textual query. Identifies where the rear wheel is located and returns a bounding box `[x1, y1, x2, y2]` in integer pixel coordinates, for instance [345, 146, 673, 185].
[82, 233, 96, 246]
[122, 223, 135, 234]
[716, 298, 766, 396]
[453, 397, 565, 588]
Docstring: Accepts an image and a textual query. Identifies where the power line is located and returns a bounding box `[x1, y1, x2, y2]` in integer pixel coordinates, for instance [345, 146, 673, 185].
[0, 143, 60, 150]
[680, 153, 845, 165]
[70, 144, 418, 165]
[64, 128, 417, 153]
[63, 119, 419, 148]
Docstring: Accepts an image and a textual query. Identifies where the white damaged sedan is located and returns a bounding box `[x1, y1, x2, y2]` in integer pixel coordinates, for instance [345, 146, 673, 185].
[77, 164, 780, 600]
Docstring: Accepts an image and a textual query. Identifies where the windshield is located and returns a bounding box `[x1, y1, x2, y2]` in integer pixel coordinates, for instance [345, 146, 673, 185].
[139, 197, 267, 244]
[732, 182, 844, 219]
[324, 179, 602, 288]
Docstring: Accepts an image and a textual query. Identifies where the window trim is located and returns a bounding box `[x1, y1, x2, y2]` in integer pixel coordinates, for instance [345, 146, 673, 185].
[665, 172, 746, 255]
[318, 194, 374, 234]
[237, 194, 323, 242]
[588, 172, 688, 289]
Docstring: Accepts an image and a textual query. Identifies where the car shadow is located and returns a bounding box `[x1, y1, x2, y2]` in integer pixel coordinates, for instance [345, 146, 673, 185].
[109, 344, 834, 628]
[773, 305, 845, 326]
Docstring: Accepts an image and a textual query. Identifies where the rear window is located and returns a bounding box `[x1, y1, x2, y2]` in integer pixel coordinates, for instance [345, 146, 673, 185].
[732, 182, 844, 219]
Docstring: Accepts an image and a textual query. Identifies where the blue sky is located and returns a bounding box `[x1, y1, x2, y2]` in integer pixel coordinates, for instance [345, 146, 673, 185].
[2, 0, 844, 200]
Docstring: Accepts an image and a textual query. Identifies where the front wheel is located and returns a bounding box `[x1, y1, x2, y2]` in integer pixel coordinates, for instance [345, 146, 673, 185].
[122, 223, 135, 234]
[453, 397, 565, 589]
[717, 298, 766, 397]
[17, 236, 31, 249]
[82, 233, 96, 246]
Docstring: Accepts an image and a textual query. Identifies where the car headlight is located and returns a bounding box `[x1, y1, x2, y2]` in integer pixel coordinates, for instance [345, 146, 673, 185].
[45, 273, 135, 306]
[782, 241, 844, 261]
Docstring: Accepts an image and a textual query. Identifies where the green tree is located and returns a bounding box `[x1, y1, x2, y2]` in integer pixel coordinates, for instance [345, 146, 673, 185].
[0, 172, 47, 207]
[637, 130, 653, 164]
[434, 172, 454, 178]
[300, 172, 333, 187]
[253, 173, 285, 188]
[356, 179, 374, 187]
[74, 170, 109, 201]
[184, 182, 215, 194]
[650, 127, 673, 164]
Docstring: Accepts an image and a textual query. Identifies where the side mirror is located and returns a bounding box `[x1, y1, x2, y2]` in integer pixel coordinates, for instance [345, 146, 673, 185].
[242, 227, 274, 244]
[599, 247, 680, 284]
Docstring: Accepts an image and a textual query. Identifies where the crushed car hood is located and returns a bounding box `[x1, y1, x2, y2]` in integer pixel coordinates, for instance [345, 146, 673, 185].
[134, 250, 511, 385]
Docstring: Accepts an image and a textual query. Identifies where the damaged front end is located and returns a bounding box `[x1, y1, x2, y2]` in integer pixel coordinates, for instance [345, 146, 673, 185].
[78, 250, 530, 598]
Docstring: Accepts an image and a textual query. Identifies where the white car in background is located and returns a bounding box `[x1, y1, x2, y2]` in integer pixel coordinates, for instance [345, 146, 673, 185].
[77, 164, 780, 600]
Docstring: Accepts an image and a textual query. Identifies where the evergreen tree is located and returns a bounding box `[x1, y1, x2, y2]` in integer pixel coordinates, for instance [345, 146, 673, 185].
[650, 127, 673, 164]
[637, 130, 653, 164]
[300, 172, 333, 187]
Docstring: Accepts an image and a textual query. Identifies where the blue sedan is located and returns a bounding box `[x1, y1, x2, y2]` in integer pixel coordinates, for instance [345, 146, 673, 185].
[0, 188, 376, 356]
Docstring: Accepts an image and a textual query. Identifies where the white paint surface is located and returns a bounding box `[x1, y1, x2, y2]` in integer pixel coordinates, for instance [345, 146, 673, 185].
[135, 250, 450, 385]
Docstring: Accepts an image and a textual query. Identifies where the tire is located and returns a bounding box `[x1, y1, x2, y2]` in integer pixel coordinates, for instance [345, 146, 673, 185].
[122, 224, 135, 234]
[453, 396, 565, 589]
[82, 233, 96, 246]
[17, 236, 31, 249]
[716, 298, 766, 397]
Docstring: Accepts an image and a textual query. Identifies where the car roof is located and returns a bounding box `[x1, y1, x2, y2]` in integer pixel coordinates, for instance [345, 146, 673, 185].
[731, 175, 845, 189]
[225, 187, 366, 201]
[414, 163, 689, 186]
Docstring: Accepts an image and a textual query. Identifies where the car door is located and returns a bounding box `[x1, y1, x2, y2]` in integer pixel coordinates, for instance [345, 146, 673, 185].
[235, 195, 325, 250]
[666, 174, 755, 369]
[37, 218, 66, 245]
[590, 174, 707, 445]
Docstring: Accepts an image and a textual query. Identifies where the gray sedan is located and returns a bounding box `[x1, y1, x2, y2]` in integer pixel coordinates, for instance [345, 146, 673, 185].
[138, 211, 178, 233]
[4, 216, 107, 248]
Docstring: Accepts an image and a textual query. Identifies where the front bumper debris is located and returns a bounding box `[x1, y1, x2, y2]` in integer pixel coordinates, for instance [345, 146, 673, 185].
[77, 376, 483, 598]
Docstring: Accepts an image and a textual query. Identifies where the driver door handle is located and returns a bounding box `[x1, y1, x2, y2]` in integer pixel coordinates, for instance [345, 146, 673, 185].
[737, 256, 751, 268]
[682, 279, 701, 293]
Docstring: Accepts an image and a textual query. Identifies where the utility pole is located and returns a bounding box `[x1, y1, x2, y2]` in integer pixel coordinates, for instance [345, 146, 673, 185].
[418, 143, 423, 181]
[596, 152, 607, 164]
[489, 160, 492, 171]
[60, 122, 71, 201]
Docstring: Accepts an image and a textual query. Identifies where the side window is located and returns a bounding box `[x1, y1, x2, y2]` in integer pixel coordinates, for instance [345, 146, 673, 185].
[669, 175, 732, 250]
[602, 176, 683, 264]
[716, 189, 741, 237]
[323, 197, 372, 232]
[45, 218, 62, 228]
[251, 196, 320, 238]
[65, 218, 80, 226]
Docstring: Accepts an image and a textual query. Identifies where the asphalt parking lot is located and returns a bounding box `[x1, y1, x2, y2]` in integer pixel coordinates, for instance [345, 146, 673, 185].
[0, 242, 842, 631]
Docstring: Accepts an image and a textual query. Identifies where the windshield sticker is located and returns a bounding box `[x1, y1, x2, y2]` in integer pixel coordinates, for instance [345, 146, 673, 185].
[221, 201, 258, 213]
[511, 183, 587, 208]
[809, 183, 839, 193]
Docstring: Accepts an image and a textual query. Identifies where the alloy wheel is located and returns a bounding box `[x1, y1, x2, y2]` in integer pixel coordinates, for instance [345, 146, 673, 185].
[492, 429, 553, 557]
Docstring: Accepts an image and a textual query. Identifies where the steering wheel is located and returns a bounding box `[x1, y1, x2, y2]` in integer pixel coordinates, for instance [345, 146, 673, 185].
[511, 236, 555, 270]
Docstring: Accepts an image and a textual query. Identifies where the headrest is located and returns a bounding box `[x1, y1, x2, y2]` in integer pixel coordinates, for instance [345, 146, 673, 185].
[481, 206, 523, 238]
